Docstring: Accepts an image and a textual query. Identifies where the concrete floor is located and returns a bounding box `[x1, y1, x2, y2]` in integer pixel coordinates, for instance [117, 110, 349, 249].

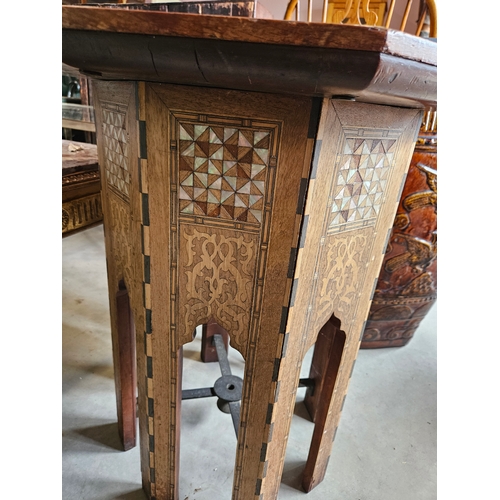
[62, 224, 437, 500]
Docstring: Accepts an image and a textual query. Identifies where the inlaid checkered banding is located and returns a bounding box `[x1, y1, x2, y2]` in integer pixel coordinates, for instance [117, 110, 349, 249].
[253, 99, 321, 495]
[138, 114, 156, 497]
[175, 114, 281, 499]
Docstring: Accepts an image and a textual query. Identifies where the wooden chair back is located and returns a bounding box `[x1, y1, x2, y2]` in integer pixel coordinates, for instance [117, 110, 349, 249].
[284, 0, 437, 38]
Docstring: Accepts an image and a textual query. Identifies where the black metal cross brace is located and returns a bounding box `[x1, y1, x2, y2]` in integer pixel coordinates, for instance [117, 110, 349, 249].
[181, 334, 315, 437]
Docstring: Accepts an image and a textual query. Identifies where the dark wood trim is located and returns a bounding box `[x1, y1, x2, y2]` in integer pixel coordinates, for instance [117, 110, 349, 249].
[62, 6, 436, 66]
[62, 30, 436, 108]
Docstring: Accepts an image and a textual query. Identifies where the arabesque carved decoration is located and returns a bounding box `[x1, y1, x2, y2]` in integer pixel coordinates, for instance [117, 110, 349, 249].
[305, 125, 401, 340]
[332, 0, 379, 26]
[313, 232, 370, 333]
[109, 195, 134, 288]
[178, 226, 258, 349]
[384, 233, 436, 274]
[62, 194, 103, 234]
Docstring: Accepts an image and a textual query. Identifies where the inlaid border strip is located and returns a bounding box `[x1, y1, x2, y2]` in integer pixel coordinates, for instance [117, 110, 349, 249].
[137, 83, 156, 499]
[169, 109, 281, 498]
[254, 97, 322, 498]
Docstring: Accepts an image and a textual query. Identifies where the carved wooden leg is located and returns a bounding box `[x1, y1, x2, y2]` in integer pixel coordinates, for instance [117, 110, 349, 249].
[92, 80, 148, 477]
[143, 343, 183, 499]
[92, 79, 142, 453]
[115, 284, 137, 450]
[302, 317, 346, 492]
[104, 274, 137, 452]
[94, 76, 422, 499]
[201, 319, 229, 363]
[247, 313, 346, 498]
[243, 331, 310, 499]
[138, 82, 314, 500]
[255, 100, 424, 498]
[303, 314, 344, 423]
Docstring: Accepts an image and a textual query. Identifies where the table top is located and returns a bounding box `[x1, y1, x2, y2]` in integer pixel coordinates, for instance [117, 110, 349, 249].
[62, 5, 437, 108]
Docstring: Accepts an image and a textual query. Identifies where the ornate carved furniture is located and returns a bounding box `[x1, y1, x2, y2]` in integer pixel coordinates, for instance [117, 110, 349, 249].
[285, 0, 437, 37]
[362, 111, 436, 348]
[284, 0, 438, 349]
[62, 3, 436, 498]
[62, 64, 101, 236]
[62, 139, 103, 235]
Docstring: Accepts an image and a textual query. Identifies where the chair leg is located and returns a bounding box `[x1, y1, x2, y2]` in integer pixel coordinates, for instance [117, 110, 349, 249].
[302, 316, 346, 492]
[115, 285, 137, 451]
[201, 318, 229, 363]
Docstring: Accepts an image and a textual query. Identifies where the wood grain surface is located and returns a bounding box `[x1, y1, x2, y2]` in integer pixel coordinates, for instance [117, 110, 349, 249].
[62, 140, 98, 172]
[62, 5, 436, 63]
[260, 99, 423, 496]
[140, 82, 312, 499]
[91, 80, 151, 486]
[81, 11, 437, 499]
[62, 6, 436, 108]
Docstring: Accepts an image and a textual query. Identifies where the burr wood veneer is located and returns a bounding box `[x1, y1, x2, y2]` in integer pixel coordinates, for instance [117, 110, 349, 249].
[63, 5, 436, 499]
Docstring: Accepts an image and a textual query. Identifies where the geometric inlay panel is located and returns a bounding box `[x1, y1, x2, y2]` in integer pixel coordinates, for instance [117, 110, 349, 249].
[102, 103, 130, 200]
[178, 123, 270, 224]
[328, 137, 397, 233]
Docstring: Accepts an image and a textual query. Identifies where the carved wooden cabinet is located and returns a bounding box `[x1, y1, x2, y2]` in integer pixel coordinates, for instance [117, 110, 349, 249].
[62, 139, 102, 235]
[63, 5, 436, 499]
[362, 118, 437, 348]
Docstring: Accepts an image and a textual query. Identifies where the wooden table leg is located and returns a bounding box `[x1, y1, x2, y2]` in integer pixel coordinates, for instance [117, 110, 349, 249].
[302, 316, 345, 491]
[201, 319, 229, 363]
[138, 82, 315, 500]
[255, 100, 424, 498]
[115, 284, 137, 450]
[303, 314, 344, 423]
[93, 79, 422, 499]
[92, 80, 148, 465]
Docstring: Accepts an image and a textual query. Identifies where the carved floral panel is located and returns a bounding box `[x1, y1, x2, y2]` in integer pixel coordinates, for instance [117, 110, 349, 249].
[178, 226, 259, 350]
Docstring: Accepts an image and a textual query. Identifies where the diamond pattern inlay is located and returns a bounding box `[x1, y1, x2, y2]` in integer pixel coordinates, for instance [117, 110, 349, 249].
[329, 138, 396, 228]
[179, 124, 270, 224]
[102, 105, 130, 199]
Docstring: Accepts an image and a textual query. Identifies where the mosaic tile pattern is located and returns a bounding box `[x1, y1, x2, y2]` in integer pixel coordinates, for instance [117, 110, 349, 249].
[102, 105, 130, 199]
[329, 138, 396, 229]
[178, 124, 270, 224]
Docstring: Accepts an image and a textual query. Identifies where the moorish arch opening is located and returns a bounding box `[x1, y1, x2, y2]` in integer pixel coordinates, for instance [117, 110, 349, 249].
[179, 318, 245, 497]
[283, 311, 347, 492]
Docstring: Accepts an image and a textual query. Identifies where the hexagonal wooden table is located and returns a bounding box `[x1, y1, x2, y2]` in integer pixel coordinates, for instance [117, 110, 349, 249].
[63, 5, 436, 499]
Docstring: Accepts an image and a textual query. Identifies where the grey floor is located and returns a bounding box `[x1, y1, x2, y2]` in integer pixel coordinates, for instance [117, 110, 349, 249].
[62, 224, 437, 500]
